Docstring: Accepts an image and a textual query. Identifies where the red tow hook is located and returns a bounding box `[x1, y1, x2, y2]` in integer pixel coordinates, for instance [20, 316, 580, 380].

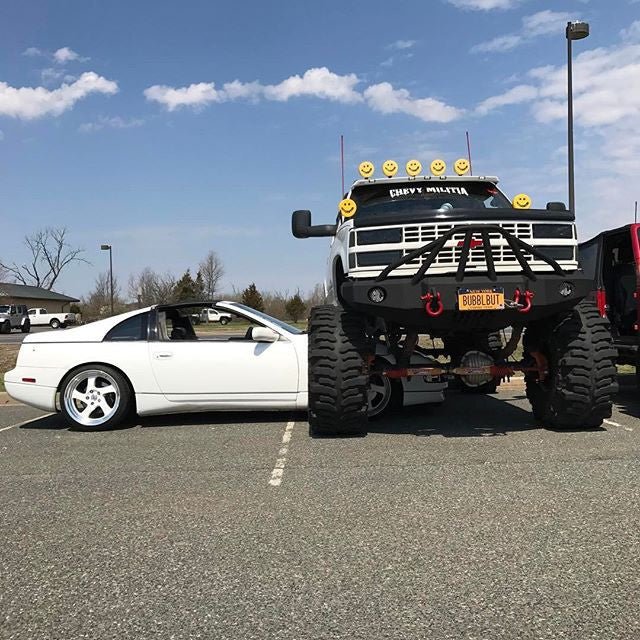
[513, 288, 534, 313]
[420, 291, 444, 317]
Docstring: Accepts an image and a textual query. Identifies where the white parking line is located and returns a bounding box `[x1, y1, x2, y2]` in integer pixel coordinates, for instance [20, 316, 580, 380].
[604, 419, 622, 427]
[269, 420, 295, 487]
[0, 414, 52, 433]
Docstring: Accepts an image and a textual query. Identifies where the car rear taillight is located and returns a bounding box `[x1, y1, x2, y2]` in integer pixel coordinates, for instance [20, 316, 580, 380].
[22, 378, 36, 383]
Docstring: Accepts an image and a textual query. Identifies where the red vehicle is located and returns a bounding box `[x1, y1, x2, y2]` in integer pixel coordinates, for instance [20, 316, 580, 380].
[579, 224, 640, 379]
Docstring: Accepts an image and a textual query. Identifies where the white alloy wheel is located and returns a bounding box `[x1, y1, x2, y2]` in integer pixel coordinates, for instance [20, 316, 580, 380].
[367, 372, 393, 417]
[63, 369, 122, 428]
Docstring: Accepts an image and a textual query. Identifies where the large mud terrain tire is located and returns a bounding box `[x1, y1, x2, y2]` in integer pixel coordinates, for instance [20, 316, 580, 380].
[524, 300, 618, 429]
[308, 305, 369, 437]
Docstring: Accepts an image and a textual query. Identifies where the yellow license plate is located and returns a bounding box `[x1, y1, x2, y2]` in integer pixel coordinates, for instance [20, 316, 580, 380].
[458, 288, 505, 311]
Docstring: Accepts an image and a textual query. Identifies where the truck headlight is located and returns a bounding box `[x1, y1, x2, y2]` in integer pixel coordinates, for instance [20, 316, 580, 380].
[536, 246, 575, 261]
[357, 228, 403, 245]
[532, 224, 574, 239]
[356, 250, 404, 267]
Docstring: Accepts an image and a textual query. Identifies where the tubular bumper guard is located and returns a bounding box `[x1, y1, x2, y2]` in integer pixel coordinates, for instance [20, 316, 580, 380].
[341, 224, 590, 330]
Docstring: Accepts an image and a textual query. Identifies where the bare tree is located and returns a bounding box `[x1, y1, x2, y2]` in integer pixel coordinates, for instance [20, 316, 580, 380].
[0, 262, 12, 283]
[83, 272, 123, 318]
[0, 227, 87, 290]
[128, 268, 177, 306]
[198, 251, 224, 299]
[306, 283, 325, 308]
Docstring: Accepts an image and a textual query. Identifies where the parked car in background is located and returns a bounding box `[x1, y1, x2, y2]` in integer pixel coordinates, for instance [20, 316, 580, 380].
[4, 301, 447, 430]
[0, 304, 30, 334]
[28, 308, 77, 329]
[200, 308, 232, 324]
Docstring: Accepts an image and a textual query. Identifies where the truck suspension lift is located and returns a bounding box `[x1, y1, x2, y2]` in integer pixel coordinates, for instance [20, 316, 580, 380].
[380, 362, 547, 381]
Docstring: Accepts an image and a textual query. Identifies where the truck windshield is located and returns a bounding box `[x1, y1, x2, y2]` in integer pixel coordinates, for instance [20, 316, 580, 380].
[352, 181, 512, 221]
[0, 306, 10, 313]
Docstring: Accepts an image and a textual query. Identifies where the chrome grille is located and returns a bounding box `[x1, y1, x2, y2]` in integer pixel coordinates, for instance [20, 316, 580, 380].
[403, 222, 533, 244]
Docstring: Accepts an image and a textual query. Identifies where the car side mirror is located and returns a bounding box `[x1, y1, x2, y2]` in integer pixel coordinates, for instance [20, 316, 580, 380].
[292, 210, 337, 238]
[251, 327, 279, 343]
[546, 202, 567, 211]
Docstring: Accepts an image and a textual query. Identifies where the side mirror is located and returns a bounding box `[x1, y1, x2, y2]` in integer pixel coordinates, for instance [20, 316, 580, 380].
[252, 327, 279, 343]
[292, 210, 337, 239]
[546, 202, 567, 211]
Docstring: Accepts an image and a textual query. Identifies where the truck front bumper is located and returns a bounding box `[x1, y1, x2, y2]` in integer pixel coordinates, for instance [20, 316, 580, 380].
[341, 272, 593, 331]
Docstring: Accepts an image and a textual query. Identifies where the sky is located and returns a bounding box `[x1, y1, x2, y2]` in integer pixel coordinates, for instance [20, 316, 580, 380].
[0, 0, 639, 299]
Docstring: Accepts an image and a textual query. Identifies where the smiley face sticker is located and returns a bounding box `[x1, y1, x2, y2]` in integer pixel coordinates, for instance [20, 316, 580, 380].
[382, 159, 398, 177]
[430, 159, 447, 176]
[405, 159, 422, 177]
[339, 198, 357, 218]
[358, 161, 374, 179]
[512, 193, 532, 209]
[454, 158, 470, 176]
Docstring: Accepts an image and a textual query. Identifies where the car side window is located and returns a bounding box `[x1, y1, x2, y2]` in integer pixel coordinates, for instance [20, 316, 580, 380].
[104, 313, 149, 341]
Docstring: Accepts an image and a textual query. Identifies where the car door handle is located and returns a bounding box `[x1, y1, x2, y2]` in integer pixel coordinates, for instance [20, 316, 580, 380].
[153, 352, 173, 359]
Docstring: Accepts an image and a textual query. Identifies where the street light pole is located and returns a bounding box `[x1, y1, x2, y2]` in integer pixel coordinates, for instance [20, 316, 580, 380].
[100, 244, 114, 315]
[566, 20, 589, 214]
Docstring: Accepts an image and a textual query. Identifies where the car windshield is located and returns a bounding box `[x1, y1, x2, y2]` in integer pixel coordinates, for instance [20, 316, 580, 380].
[351, 180, 512, 221]
[225, 303, 304, 334]
[0, 305, 10, 313]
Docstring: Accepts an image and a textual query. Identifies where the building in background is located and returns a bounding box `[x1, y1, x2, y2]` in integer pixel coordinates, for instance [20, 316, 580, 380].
[0, 283, 79, 312]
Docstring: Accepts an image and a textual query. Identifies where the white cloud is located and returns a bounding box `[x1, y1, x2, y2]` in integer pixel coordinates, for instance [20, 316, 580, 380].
[144, 82, 223, 111]
[79, 116, 144, 133]
[364, 82, 463, 123]
[0, 72, 118, 120]
[22, 47, 42, 57]
[475, 34, 640, 232]
[53, 47, 88, 64]
[522, 10, 570, 37]
[620, 20, 640, 42]
[472, 10, 572, 53]
[40, 67, 65, 84]
[145, 67, 362, 110]
[446, 0, 524, 10]
[387, 39, 416, 50]
[145, 67, 462, 124]
[476, 84, 538, 114]
[263, 67, 362, 102]
[471, 34, 522, 53]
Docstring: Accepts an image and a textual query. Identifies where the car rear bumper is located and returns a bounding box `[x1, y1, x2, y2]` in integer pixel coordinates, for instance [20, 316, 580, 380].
[4, 368, 58, 412]
[341, 271, 592, 331]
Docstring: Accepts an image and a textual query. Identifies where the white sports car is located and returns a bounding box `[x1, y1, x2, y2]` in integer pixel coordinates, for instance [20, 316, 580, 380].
[4, 302, 446, 430]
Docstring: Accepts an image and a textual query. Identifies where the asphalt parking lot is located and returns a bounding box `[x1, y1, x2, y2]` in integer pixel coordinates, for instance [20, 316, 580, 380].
[1, 381, 639, 640]
[0, 327, 58, 344]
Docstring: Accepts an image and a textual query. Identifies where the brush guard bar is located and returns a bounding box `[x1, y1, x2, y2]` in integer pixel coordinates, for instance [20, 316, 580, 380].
[375, 224, 566, 284]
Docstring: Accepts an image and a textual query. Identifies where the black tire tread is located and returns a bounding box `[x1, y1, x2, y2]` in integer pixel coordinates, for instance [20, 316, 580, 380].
[525, 300, 618, 429]
[308, 305, 369, 437]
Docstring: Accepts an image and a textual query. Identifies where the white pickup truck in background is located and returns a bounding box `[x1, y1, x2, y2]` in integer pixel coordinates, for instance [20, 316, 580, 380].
[28, 308, 77, 329]
[199, 308, 232, 324]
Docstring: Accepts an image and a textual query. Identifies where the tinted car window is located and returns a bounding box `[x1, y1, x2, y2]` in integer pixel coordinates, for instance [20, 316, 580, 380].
[104, 313, 149, 341]
[578, 241, 600, 282]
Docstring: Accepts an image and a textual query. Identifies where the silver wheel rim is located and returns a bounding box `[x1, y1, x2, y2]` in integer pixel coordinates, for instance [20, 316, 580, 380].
[368, 373, 392, 417]
[63, 369, 121, 427]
